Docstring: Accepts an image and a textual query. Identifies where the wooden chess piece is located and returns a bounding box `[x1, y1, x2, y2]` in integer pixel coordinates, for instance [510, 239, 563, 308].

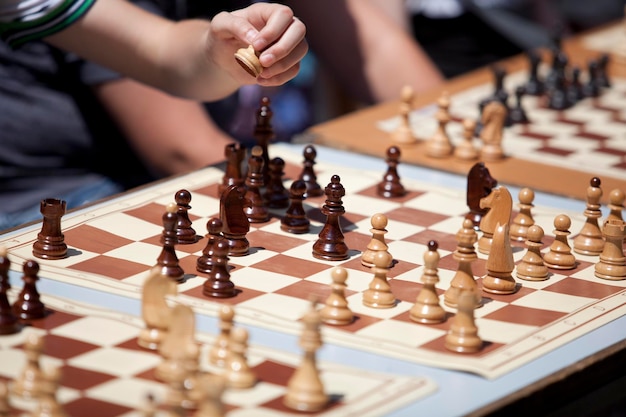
[361, 213, 392, 268]
[139, 267, 177, 350]
[219, 143, 245, 197]
[465, 162, 498, 230]
[224, 326, 256, 389]
[391, 85, 417, 145]
[203, 240, 237, 298]
[263, 157, 290, 208]
[0, 247, 19, 335]
[156, 202, 185, 283]
[478, 186, 512, 255]
[362, 251, 396, 309]
[284, 298, 328, 412]
[525, 49, 545, 96]
[377, 145, 406, 198]
[410, 240, 446, 324]
[454, 119, 479, 161]
[234, 45, 262, 77]
[482, 222, 517, 294]
[253, 97, 275, 185]
[444, 290, 483, 353]
[320, 267, 354, 326]
[444, 218, 482, 309]
[32, 198, 67, 259]
[156, 304, 200, 409]
[33, 367, 68, 417]
[209, 304, 235, 367]
[193, 374, 226, 417]
[220, 185, 250, 256]
[298, 144, 324, 198]
[479, 100, 507, 161]
[426, 91, 453, 158]
[543, 214, 577, 270]
[312, 175, 349, 261]
[516, 225, 550, 281]
[573, 177, 604, 256]
[175, 189, 197, 244]
[508, 85, 530, 125]
[244, 146, 270, 223]
[281, 179, 310, 234]
[12, 332, 46, 399]
[510, 187, 535, 242]
[197, 218, 223, 274]
[607, 188, 625, 223]
[594, 219, 626, 280]
[13, 259, 46, 321]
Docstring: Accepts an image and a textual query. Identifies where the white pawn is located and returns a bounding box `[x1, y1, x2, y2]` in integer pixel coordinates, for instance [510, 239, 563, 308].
[510, 187, 535, 242]
[361, 213, 392, 268]
[444, 290, 482, 353]
[32, 367, 68, 417]
[320, 267, 354, 326]
[426, 91, 453, 158]
[454, 119, 479, 160]
[607, 188, 625, 222]
[193, 374, 226, 417]
[209, 305, 234, 367]
[391, 85, 417, 145]
[543, 214, 577, 270]
[516, 225, 549, 281]
[13, 332, 46, 399]
[224, 327, 256, 389]
[362, 251, 396, 309]
[410, 240, 446, 324]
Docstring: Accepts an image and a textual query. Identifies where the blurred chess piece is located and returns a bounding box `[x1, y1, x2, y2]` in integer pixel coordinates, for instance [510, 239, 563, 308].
[454, 119, 479, 161]
[426, 91, 453, 157]
[479, 100, 506, 161]
[391, 85, 417, 145]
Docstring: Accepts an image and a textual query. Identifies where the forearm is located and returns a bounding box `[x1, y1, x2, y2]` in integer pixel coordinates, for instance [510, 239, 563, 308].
[94, 78, 234, 175]
[46, 0, 240, 100]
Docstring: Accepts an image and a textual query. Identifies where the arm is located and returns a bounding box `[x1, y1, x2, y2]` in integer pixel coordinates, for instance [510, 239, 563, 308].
[44, 0, 307, 100]
[286, 0, 443, 104]
[92, 77, 234, 175]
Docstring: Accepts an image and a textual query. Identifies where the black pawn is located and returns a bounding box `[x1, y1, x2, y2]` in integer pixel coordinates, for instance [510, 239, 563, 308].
[281, 180, 310, 234]
[254, 97, 275, 185]
[263, 157, 290, 208]
[244, 146, 270, 223]
[299, 145, 323, 198]
[525, 49, 545, 96]
[566, 66, 584, 104]
[197, 218, 223, 274]
[175, 189, 197, 244]
[377, 146, 406, 198]
[219, 142, 246, 197]
[312, 175, 349, 261]
[202, 239, 237, 298]
[13, 260, 46, 321]
[156, 203, 185, 283]
[491, 65, 509, 105]
[583, 60, 602, 98]
[546, 52, 572, 110]
[508, 85, 530, 125]
[597, 54, 611, 88]
[0, 248, 19, 334]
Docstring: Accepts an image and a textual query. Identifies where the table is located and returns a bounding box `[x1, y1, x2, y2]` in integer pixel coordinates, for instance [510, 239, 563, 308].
[1, 142, 625, 417]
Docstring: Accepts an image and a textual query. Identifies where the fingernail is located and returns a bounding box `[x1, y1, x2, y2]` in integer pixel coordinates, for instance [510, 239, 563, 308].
[245, 29, 258, 44]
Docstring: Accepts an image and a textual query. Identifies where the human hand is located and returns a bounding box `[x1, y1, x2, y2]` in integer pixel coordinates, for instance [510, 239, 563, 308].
[210, 3, 308, 86]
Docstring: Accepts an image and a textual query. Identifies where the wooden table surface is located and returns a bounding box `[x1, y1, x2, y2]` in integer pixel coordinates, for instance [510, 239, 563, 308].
[304, 23, 626, 203]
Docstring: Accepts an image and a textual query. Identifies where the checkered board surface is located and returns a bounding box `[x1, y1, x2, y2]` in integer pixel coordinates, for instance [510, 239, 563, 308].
[0, 294, 436, 417]
[2, 144, 626, 379]
[377, 73, 626, 182]
[581, 24, 626, 58]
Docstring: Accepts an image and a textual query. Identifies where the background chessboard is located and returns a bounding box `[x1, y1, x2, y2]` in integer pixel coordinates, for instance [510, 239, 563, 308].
[0, 293, 436, 417]
[2, 144, 625, 379]
[377, 73, 626, 182]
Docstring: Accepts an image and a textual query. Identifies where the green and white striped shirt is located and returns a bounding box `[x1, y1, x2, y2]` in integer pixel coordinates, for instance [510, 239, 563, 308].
[0, 0, 96, 48]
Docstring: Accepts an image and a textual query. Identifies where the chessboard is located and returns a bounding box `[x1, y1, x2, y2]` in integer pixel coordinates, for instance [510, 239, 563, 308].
[304, 50, 626, 202]
[377, 73, 626, 183]
[0, 293, 436, 416]
[581, 20, 626, 59]
[2, 143, 625, 380]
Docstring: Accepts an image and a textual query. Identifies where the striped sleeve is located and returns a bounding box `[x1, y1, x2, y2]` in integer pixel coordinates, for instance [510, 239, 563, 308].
[0, 0, 96, 48]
